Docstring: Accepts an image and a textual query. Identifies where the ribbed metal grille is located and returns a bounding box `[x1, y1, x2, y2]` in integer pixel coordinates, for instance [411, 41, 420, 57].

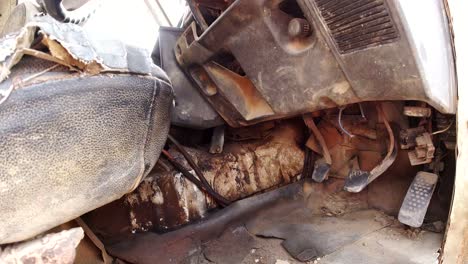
[314, 0, 399, 53]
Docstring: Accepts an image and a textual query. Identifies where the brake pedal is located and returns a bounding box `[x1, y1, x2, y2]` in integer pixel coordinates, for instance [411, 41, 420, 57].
[398, 172, 438, 227]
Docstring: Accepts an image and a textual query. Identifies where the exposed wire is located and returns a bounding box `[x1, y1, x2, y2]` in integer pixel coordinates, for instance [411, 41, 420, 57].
[338, 106, 355, 138]
[166, 135, 231, 206]
[432, 119, 454, 135]
[162, 150, 229, 207]
[358, 103, 366, 120]
[162, 150, 206, 196]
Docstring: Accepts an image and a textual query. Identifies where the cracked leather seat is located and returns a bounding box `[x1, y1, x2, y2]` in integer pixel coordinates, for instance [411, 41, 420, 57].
[0, 56, 173, 243]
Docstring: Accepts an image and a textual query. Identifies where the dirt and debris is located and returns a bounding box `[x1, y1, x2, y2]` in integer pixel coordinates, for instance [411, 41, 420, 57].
[303, 178, 368, 216]
[146, 184, 442, 264]
[405, 228, 424, 240]
[422, 221, 445, 233]
[202, 226, 254, 264]
[0, 228, 84, 264]
[373, 212, 399, 227]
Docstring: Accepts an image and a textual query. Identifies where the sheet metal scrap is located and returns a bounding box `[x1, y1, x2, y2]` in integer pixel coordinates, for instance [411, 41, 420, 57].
[0, 15, 153, 84]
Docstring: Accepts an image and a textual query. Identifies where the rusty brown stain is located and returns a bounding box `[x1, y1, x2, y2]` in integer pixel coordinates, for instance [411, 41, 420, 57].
[158, 175, 190, 230]
[191, 67, 217, 96]
[403, 106, 432, 117]
[318, 96, 339, 109]
[204, 62, 275, 120]
[121, 122, 305, 232]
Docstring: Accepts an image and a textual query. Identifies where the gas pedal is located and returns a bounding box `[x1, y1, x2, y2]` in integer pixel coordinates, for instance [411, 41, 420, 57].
[398, 172, 438, 227]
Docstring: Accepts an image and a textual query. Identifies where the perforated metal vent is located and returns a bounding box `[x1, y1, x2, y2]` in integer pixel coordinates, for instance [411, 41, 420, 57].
[314, 0, 399, 54]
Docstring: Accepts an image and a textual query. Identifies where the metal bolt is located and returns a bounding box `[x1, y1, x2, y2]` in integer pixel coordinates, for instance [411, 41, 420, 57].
[288, 18, 312, 38]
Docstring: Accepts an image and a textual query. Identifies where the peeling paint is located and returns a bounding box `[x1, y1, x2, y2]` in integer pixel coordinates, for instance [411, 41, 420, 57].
[332, 81, 351, 95]
[151, 184, 164, 205]
[124, 122, 305, 232]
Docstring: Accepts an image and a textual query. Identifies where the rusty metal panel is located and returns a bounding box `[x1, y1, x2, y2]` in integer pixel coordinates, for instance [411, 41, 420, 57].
[124, 122, 305, 232]
[175, 0, 353, 127]
[175, 0, 456, 127]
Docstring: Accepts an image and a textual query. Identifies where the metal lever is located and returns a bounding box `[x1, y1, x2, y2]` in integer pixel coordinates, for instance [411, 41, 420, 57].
[344, 104, 397, 192]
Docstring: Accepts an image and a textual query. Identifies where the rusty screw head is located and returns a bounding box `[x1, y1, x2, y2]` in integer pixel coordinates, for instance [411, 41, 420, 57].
[288, 18, 312, 38]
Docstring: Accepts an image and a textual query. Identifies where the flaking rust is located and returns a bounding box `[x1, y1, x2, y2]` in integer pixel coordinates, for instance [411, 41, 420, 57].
[125, 122, 305, 232]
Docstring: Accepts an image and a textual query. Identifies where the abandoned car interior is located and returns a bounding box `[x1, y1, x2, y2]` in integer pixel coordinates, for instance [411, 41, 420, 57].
[0, 0, 465, 263]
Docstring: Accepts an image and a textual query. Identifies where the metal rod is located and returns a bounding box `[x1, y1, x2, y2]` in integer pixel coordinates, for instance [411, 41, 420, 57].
[162, 150, 228, 207]
[154, 0, 173, 27]
[432, 119, 454, 135]
[167, 135, 231, 206]
[358, 103, 366, 120]
[303, 114, 332, 165]
[338, 106, 355, 138]
[143, 0, 162, 26]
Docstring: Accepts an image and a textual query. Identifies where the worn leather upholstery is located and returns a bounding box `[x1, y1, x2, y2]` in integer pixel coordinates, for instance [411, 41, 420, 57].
[0, 57, 173, 243]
